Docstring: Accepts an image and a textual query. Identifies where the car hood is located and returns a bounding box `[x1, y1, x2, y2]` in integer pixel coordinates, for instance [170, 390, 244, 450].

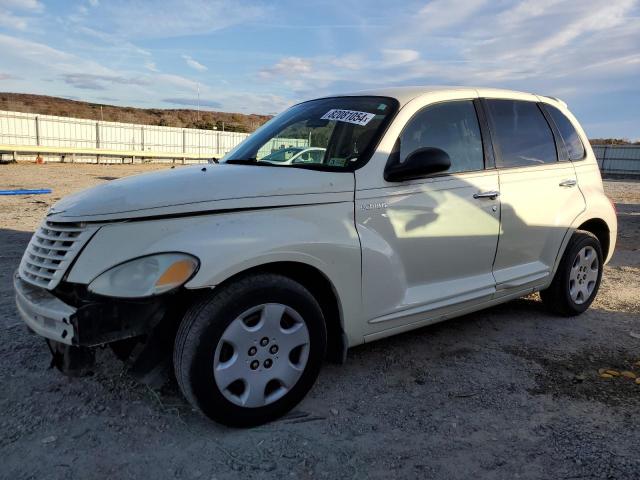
[49, 164, 355, 222]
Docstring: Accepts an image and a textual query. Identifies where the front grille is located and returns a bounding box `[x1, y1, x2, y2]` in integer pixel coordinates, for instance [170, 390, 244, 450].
[19, 221, 98, 289]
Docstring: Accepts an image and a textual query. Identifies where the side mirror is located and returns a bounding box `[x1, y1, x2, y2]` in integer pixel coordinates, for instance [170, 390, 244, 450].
[384, 147, 451, 182]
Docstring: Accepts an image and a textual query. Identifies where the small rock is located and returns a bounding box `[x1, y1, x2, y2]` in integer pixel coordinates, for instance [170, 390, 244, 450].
[629, 332, 640, 340]
[604, 369, 620, 377]
[330, 408, 338, 416]
[41, 435, 57, 444]
[599, 373, 613, 379]
[635, 378, 640, 385]
[620, 371, 637, 379]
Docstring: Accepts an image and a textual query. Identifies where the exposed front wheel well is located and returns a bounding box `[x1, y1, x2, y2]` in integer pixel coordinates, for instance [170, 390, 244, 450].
[211, 262, 347, 364]
[576, 218, 610, 260]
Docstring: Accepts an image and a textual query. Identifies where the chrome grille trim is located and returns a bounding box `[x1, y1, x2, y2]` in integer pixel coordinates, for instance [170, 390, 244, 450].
[18, 220, 98, 290]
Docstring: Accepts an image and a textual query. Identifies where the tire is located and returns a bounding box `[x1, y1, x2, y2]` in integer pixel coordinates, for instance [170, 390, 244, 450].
[174, 273, 327, 427]
[540, 230, 603, 316]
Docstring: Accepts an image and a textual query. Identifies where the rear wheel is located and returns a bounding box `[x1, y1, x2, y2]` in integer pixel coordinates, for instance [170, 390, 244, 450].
[174, 273, 326, 427]
[540, 230, 603, 316]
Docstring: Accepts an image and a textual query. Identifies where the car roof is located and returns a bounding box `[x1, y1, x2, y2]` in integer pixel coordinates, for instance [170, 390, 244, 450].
[330, 85, 565, 108]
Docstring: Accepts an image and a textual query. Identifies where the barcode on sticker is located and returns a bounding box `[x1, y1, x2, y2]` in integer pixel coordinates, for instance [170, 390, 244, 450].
[321, 109, 376, 126]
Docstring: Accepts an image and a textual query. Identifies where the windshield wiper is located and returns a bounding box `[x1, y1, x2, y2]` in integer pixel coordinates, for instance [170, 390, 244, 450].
[225, 158, 278, 166]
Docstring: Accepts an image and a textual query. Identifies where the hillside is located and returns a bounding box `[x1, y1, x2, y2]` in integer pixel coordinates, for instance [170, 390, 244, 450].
[0, 93, 271, 133]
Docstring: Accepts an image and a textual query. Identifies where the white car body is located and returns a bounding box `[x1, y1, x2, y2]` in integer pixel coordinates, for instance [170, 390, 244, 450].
[15, 85, 617, 357]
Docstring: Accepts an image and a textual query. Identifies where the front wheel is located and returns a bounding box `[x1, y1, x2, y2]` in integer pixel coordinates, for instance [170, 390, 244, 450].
[540, 230, 603, 316]
[174, 273, 326, 427]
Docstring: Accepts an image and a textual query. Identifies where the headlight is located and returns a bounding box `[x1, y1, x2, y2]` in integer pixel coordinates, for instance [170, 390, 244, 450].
[88, 253, 199, 298]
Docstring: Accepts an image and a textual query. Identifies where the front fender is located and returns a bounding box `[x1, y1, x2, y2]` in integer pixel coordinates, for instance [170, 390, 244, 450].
[66, 202, 362, 342]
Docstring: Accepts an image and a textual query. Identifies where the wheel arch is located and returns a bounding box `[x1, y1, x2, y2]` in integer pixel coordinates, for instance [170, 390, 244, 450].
[576, 218, 610, 260]
[206, 261, 347, 364]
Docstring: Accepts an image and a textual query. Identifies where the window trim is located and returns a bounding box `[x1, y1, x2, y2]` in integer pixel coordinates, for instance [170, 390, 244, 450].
[538, 102, 568, 162]
[540, 103, 587, 162]
[474, 99, 496, 170]
[482, 98, 561, 170]
[384, 98, 490, 180]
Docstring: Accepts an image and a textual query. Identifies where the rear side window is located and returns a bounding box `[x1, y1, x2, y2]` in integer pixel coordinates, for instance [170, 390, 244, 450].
[486, 100, 557, 168]
[545, 105, 586, 161]
[400, 100, 484, 174]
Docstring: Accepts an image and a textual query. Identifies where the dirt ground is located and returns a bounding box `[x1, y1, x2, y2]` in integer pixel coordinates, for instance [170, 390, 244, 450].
[1, 163, 639, 480]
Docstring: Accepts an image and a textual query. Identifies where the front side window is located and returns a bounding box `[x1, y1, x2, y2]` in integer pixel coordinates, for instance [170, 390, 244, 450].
[486, 100, 557, 168]
[545, 104, 586, 161]
[398, 100, 484, 174]
[222, 96, 398, 170]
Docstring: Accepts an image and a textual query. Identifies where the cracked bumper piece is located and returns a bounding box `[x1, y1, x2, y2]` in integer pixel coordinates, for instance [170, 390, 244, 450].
[14, 271, 170, 347]
[14, 272, 77, 345]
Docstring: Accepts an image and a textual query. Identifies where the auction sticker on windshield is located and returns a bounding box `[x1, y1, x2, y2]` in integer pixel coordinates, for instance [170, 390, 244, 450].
[321, 109, 376, 126]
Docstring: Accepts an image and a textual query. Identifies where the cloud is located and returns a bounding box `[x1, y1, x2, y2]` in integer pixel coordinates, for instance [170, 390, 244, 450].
[156, 73, 200, 92]
[145, 61, 158, 72]
[163, 97, 222, 108]
[62, 73, 149, 90]
[182, 55, 207, 72]
[380, 49, 419, 66]
[102, 0, 265, 38]
[0, 72, 19, 80]
[0, 0, 43, 11]
[0, 0, 44, 30]
[0, 10, 28, 30]
[88, 0, 99, 6]
[259, 57, 313, 78]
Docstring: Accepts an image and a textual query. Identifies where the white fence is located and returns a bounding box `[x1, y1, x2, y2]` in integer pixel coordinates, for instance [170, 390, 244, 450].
[0, 110, 251, 162]
[0, 110, 313, 164]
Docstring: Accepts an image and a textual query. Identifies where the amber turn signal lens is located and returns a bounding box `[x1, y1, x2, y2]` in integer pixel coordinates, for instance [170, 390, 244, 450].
[155, 259, 197, 288]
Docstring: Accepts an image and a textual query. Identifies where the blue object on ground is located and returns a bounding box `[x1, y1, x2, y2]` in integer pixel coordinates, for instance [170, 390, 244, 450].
[0, 189, 52, 195]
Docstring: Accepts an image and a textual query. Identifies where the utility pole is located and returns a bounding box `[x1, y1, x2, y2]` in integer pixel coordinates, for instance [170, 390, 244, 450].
[197, 83, 201, 158]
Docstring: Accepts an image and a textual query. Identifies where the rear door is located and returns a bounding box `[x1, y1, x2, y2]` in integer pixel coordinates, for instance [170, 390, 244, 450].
[484, 98, 585, 292]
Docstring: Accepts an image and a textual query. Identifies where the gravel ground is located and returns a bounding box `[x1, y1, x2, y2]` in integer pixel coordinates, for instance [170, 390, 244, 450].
[1, 163, 639, 480]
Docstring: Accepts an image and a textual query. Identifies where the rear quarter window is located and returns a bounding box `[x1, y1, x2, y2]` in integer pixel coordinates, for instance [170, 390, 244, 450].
[544, 104, 586, 161]
[486, 99, 557, 168]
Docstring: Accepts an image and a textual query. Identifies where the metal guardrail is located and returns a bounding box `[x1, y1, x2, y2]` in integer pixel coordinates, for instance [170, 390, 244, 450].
[592, 145, 640, 177]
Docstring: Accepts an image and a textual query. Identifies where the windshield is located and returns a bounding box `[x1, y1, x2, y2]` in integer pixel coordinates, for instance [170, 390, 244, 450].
[222, 96, 399, 170]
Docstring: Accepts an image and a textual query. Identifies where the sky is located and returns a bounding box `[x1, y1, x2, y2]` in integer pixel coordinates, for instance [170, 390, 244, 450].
[0, 0, 638, 139]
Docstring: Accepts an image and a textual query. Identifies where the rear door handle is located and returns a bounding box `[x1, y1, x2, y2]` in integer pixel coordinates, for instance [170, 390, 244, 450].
[473, 191, 500, 200]
[559, 179, 577, 187]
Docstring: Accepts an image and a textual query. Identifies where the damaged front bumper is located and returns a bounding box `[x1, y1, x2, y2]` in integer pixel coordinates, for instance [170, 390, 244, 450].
[14, 271, 169, 347]
[14, 271, 77, 345]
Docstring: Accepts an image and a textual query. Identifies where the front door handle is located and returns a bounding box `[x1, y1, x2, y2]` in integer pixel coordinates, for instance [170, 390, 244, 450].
[473, 191, 500, 200]
[559, 179, 577, 187]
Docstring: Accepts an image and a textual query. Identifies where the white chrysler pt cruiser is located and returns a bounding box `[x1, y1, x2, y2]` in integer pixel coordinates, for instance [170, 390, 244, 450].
[14, 86, 617, 426]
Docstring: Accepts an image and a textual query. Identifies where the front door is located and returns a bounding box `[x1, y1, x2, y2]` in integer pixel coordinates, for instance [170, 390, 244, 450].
[356, 99, 501, 334]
